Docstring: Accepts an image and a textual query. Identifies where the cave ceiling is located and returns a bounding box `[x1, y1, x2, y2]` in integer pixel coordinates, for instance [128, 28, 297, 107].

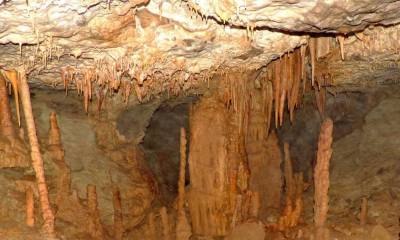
[0, 0, 400, 88]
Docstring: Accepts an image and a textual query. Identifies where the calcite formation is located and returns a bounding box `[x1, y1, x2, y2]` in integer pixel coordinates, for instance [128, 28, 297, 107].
[1, 0, 400, 240]
[19, 69, 56, 237]
[0, 0, 398, 91]
[314, 118, 333, 228]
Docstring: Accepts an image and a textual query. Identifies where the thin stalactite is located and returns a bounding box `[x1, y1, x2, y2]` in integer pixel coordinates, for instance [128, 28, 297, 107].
[0, 72, 16, 138]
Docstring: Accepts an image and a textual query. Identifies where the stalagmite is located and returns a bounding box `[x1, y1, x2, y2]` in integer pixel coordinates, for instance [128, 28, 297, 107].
[176, 127, 192, 240]
[265, 172, 304, 231]
[177, 127, 187, 214]
[314, 118, 333, 228]
[360, 197, 368, 226]
[87, 185, 104, 240]
[160, 206, 171, 240]
[48, 112, 62, 147]
[18, 68, 55, 237]
[26, 186, 35, 227]
[113, 186, 123, 240]
[147, 212, 157, 240]
[47, 112, 72, 209]
[188, 95, 245, 236]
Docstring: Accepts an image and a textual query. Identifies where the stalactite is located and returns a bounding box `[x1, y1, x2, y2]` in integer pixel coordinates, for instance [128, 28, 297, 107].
[1, 69, 21, 127]
[309, 37, 317, 86]
[160, 206, 171, 240]
[112, 186, 123, 240]
[314, 118, 333, 228]
[26, 186, 35, 227]
[61, 66, 74, 96]
[273, 60, 281, 127]
[0, 71, 16, 138]
[287, 53, 294, 107]
[82, 68, 95, 113]
[18, 68, 56, 237]
[289, 49, 302, 122]
[360, 197, 368, 226]
[337, 35, 345, 60]
[279, 54, 288, 126]
[260, 71, 274, 136]
[315, 87, 326, 118]
[87, 184, 105, 240]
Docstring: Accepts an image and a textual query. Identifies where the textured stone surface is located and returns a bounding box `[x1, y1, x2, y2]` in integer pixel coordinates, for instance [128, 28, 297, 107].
[189, 0, 400, 32]
[328, 93, 400, 236]
[0, 1, 399, 88]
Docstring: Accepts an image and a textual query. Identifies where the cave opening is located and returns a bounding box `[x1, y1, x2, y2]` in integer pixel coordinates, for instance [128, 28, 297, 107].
[1, 1, 400, 240]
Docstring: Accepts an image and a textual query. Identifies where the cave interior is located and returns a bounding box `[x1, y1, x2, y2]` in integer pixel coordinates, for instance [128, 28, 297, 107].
[0, 0, 400, 239]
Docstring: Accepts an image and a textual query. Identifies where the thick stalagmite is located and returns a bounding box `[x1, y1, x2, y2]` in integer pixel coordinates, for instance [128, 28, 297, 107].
[188, 96, 232, 236]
